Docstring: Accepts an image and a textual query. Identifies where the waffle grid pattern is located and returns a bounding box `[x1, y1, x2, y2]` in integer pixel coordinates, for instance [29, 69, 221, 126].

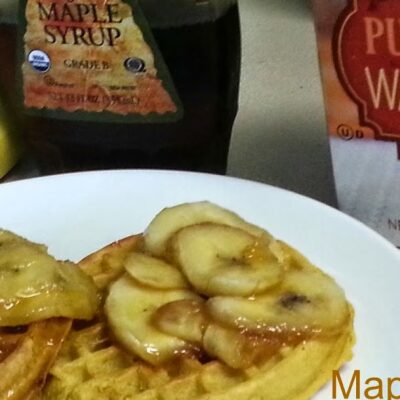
[43, 320, 280, 400]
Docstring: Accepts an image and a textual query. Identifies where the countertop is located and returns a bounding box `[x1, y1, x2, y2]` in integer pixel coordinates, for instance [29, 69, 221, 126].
[3, 0, 337, 206]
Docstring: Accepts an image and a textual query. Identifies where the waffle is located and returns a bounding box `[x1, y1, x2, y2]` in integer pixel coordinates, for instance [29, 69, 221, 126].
[0, 319, 71, 400]
[41, 235, 355, 400]
[0, 228, 99, 400]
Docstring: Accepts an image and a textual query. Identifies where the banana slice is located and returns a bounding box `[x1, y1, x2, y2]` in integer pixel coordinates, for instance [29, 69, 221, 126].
[105, 274, 200, 365]
[125, 253, 189, 290]
[154, 299, 291, 369]
[153, 299, 207, 344]
[151, 298, 298, 369]
[171, 224, 283, 296]
[207, 269, 350, 335]
[144, 201, 270, 257]
[0, 230, 98, 326]
[203, 323, 287, 370]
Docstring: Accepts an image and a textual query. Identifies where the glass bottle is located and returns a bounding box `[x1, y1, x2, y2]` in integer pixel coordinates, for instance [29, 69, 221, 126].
[0, 0, 241, 175]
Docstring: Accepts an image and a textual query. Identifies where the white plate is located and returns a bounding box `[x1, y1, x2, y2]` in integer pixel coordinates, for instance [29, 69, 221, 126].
[0, 170, 399, 399]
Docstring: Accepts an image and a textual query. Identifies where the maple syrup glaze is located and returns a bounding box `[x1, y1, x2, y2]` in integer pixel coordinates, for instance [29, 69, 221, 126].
[0, 331, 23, 362]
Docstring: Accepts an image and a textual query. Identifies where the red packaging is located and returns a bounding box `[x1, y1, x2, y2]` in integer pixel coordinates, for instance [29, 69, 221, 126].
[313, 0, 400, 247]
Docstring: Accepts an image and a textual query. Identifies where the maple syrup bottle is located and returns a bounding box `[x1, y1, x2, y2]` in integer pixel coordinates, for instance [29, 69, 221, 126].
[3, 0, 241, 174]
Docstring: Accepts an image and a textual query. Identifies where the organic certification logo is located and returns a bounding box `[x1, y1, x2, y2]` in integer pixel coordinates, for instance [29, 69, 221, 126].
[28, 50, 51, 73]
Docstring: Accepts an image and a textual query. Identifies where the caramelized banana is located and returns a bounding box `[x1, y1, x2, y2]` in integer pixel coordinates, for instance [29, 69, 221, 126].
[144, 201, 269, 257]
[153, 299, 207, 344]
[207, 269, 350, 335]
[125, 252, 189, 290]
[0, 230, 98, 326]
[105, 274, 200, 365]
[171, 224, 283, 296]
[202, 323, 288, 369]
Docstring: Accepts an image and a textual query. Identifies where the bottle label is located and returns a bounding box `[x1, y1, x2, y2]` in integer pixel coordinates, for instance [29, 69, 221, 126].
[335, 0, 400, 140]
[19, 0, 183, 122]
[5, 0, 237, 27]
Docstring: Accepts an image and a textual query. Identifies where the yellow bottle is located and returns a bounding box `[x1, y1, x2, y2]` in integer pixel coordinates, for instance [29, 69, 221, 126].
[0, 92, 22, 179]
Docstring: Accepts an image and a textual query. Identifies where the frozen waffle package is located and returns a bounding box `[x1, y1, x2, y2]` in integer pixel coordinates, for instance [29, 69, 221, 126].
[312, 0, 400, 247]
